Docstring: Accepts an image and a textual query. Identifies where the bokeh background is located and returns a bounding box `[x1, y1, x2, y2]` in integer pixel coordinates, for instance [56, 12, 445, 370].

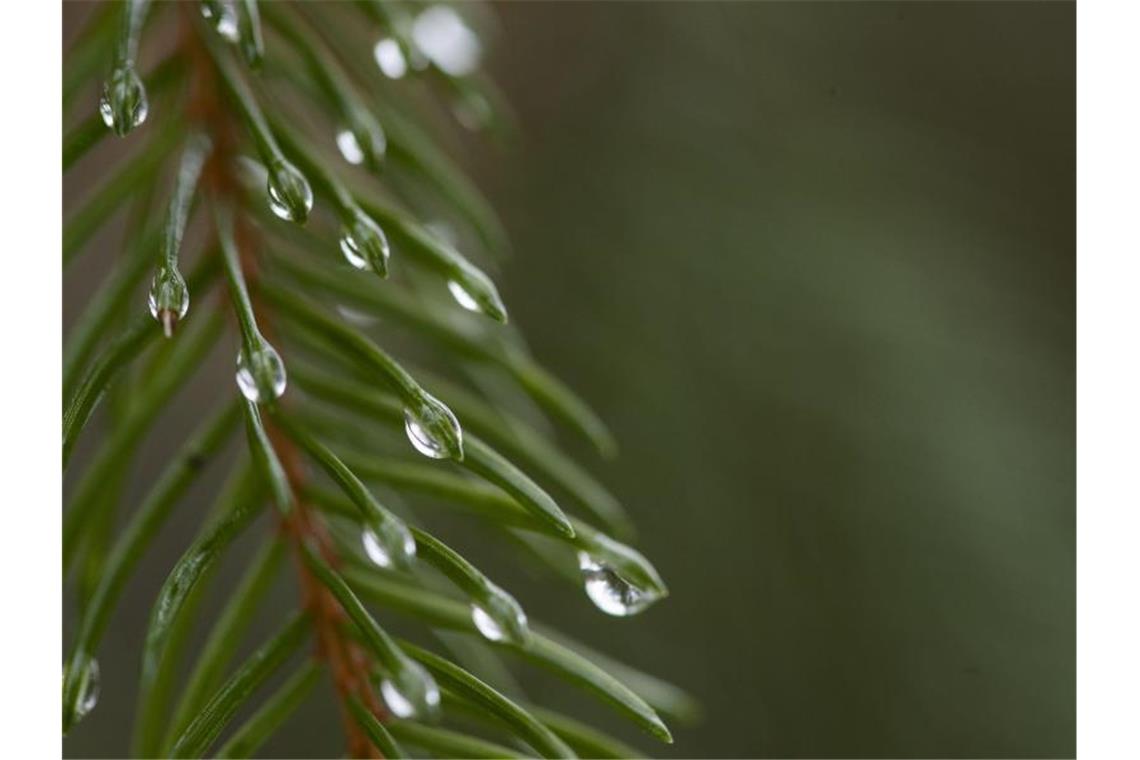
[64, 1, 1074, 758]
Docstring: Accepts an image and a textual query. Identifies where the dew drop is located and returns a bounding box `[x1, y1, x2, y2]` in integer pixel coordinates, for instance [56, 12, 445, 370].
[403, 394, 463, 460]
[266, 160, 313, 224]
[340, 212, 390, 275]
[447, 280, 481, 313]
[412, 5, 481, 77]
[235, 340, 287, 403]
[379, 661, 440, 720]
[99, 66, 148, 137]
[361, 523, 416, 569]
[339, 231, 369, 270]
[64, 655, 100, 727]
[578, 552, 661, 617]
[148, 267, 190, 338]
[267, 182, 294, 222]
[336, 129, 365, 165]
[373, 37, 408, 79]
[203, 1, 240, 42]
[470, 586, 528, 645]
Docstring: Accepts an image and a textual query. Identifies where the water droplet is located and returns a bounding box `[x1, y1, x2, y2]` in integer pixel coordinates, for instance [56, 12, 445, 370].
[361, 522, 416, 570]
[403, 393, 463, 460]
[203, 0, 240, 42]
[379, 660, 440, 720]
[412, 5, 482, 76]
[336, 129, 365, 165]
[470, 585, 529, 645]
[99, 65, 148, 137]
[447, 280, 481, 312]
[339, 232, 368, 270]
[235, 339, 287, 403]
[64, 655, 100, 728]
[578, 552, 662, 617]
[266, 159, 313, 224]
[148, 267, 190, 338]
[339, 212, 390, 275]
[373, 37, 408, 79]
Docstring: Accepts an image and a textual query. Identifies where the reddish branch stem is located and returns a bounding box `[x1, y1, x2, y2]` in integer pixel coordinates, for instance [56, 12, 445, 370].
[180, 6, 386, 757]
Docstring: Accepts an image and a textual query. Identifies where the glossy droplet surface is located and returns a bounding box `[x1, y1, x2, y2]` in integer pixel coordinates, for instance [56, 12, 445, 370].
[339, 213, 390, 275]
[339, 230, 369, 270]
[235, 341, 287, 403]
[203, 1, 240, 42]
[336, 129, 365, 165]
[361, 523, 416, 570]
[65, 655, 100, 727]
[578, 552, 661, 617]
[266, 160, 313, 224]
[412, 5, 481, 76]
[99, 66, 148, 137]
[403, 394, 463, 460]
[148, 268, 190, 338]
[470, 585, 528, 645]
[373, 37, 408, 78]
[379, 661, 440, 720]
[447, 280, 481, 312]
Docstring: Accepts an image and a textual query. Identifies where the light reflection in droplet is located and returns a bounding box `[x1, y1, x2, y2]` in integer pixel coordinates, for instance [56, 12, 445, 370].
[336, 129, 365, 166]
[447, 280, 481, 313]
[412, 5, 481, 76]
[373, 37, 408, 79]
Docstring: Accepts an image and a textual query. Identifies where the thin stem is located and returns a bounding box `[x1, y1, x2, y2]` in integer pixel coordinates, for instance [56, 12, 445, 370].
[114, 0, 150, 67]
[216, 200, 264, 354]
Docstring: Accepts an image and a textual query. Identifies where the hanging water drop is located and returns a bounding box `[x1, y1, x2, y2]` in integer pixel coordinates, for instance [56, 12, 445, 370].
[63, 655, 100, 730]
[444, 268, 507, 322]
[235, 339, 287, 403]
[266, 159, 313, 224]
[339, 230, 368, 270]
[578, 552, 662, 617]
[99, 65, 148, 137]
[361, 521, 416, 570]
[447, 280, 481, 312]
[336, 129, 365, 165]
[339, 211, 390, 275]
[373, 37, 408, 79]
[378, 660, 441, 720]
[470, 584, 529, 645]
[147, 267, 190, 338]
[403, 393, 463, 460]
[202, 0, 240, 42]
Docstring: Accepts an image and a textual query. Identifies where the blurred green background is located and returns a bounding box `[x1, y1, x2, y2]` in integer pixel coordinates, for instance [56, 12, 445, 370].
[64, 1, 1074, 757]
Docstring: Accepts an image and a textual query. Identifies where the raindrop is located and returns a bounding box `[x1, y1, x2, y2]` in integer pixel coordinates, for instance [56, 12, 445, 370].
[336, 129, 365, 165]
[147, 267, 190, 338]
[99, 65, 148, 137]
[403, 393, 463, 460]
[235, 339, 287, 403]
[339, 231, 368, 270]
[412, 5, 481, 76]
[266, 159, 313, 224]
[64, 655, 100, 727]
[578, 552, 662, 617]
[447, 280, 481, 313]
[361, 522, 416, 570]
[379, 660, 441, 720]
[470, 585, 528, 645]
[339, 212, 390, 275]
[203, 0, 240, 42]
[373, 37, 408, 79]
